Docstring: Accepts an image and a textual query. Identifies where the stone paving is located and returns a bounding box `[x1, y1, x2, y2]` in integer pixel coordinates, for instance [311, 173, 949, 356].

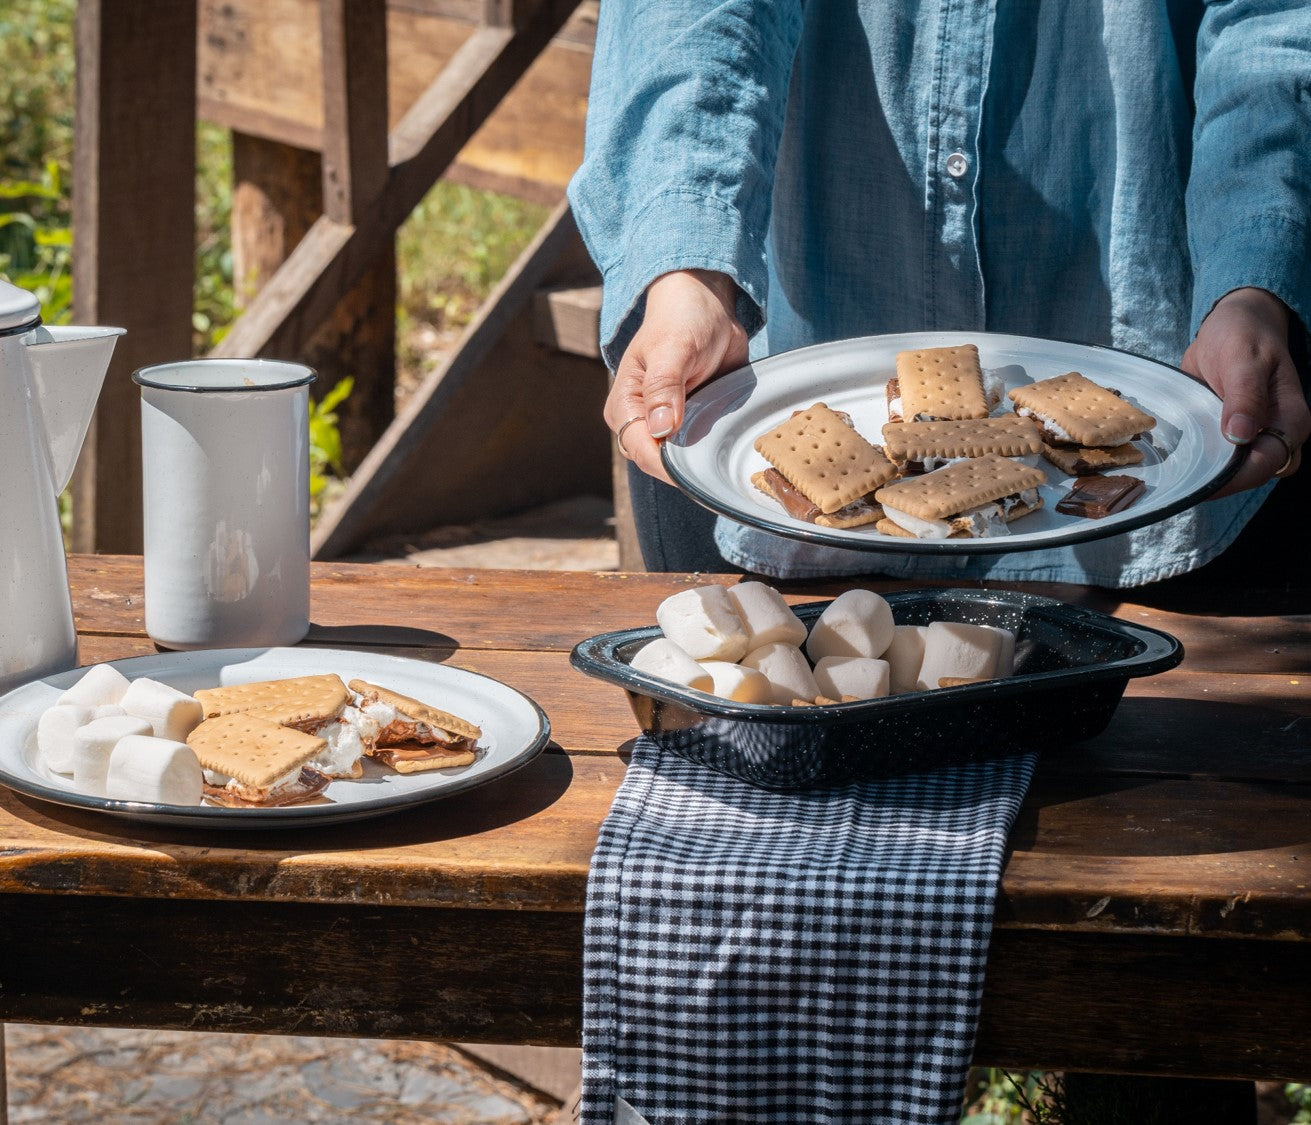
[3, 1025, 557, 1122]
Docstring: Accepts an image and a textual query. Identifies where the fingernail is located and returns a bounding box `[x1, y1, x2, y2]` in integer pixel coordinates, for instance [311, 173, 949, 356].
[1224, 414, 1258, 444]
[648, 406, 675, 438]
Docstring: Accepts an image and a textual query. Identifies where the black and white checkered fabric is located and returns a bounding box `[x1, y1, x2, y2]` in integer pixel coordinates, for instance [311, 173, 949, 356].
[582, 737, 1036, 1125]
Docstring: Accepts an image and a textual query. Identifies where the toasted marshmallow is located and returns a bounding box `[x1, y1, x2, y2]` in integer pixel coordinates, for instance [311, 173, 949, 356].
[726, 582, 807, 650]
[805, 589, 896, 663]
[311, 705, 380, 778]
[105, 735, 204, 805]
[698, 660, 774, 704]
[813, 656, 891, 702]
[38, 703, 94, 774]
[656, 585, 749, 662]
[884, 625, 930, 694]
[72, 714, 154, 796]
[629, 638, 713, 692]
[740, 643, 821, 706]
[918, 621, 1010, 690]
[120, 677, 204, 742]
[58, 663, 131, 708]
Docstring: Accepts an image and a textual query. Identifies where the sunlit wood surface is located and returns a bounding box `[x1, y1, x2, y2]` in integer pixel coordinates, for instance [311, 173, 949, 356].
[1, 556, 1307, 1078]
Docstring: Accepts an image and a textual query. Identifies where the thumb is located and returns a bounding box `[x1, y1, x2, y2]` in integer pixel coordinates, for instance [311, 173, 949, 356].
[639, 336, 696, 439]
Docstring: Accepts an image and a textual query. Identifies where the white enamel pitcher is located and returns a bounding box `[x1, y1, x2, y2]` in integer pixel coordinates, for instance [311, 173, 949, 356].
[0, 278, 124, 694]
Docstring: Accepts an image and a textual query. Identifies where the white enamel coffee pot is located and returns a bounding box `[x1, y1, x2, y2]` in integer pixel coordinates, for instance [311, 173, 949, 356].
[0, 278, 124, 694]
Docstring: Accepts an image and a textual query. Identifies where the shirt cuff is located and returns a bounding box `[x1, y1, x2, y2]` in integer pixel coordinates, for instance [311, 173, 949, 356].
[596, 189, 768, 371]
[1191, 212, 1311, 349]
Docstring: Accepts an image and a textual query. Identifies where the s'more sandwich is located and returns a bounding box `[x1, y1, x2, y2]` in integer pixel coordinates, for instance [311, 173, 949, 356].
[873, 453, 1046, 538]
[885, 344, 1003, 423]
[348, 680, 481, 772]
[194, 673, 366, 780]
[188, 713, 331, 807]
[880, 415, 1043, 473]
[1008, 371, 1156, 475]
[751, 402, 900, 528]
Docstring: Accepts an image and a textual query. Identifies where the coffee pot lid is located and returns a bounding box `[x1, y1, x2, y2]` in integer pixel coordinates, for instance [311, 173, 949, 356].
[0, 278, 42, 333]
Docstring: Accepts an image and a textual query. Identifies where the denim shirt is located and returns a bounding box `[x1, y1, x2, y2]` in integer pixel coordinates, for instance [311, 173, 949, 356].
[568, 1, 1311, 585]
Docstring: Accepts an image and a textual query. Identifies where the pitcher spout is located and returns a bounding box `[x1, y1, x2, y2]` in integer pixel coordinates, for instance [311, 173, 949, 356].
[26, 325, 127, 493]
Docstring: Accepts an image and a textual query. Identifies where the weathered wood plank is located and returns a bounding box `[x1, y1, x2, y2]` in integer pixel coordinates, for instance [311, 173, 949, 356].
[211, 0, 581, 362]
[197, 0, 594, 197]
[533, 284, 601, 359]
[320, 0, 390, 223]
[70, 0, 197, 553]
[1, 894, 1309, 1079]
[308, 202, 609, 556]
[67, 557, 1311, 667]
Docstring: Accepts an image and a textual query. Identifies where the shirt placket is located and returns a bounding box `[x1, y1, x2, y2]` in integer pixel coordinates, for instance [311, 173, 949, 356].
[923, 0, 995, 329]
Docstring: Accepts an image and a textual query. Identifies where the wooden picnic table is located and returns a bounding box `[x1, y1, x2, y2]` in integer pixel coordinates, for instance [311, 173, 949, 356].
[0, 554, 1308, 1082]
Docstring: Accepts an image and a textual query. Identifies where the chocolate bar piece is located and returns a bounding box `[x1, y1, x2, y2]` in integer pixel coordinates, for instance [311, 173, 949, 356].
[1055, 474, 1146, 519]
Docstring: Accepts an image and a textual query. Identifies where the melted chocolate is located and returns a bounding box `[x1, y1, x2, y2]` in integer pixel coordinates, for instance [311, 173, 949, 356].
[1056, 474, 1146, 518]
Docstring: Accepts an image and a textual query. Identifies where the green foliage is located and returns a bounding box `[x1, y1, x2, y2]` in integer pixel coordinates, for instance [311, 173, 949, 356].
[0, 160, 71, 322]
[309, 376, 354, 517]
[961, 1068, 1046, 1124]
[193, 123, 236, 352]
[397, 180, 549, 328]
[1288, 1082, 1311, 1123]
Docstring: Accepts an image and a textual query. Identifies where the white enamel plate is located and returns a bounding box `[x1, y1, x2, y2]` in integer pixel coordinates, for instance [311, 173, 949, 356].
[662, 332, 1241, 554]
[0, 647, 550, 829]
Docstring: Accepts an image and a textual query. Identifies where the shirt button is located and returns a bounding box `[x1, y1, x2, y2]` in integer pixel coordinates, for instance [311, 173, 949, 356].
[945, 152, 969, 178]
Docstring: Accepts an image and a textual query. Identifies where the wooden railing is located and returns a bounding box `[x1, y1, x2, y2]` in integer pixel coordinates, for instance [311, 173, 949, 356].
[70, 0, 599, 555]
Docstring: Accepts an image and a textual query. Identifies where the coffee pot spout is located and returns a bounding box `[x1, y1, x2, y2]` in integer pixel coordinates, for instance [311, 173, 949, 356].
[25, 325, 126, 492]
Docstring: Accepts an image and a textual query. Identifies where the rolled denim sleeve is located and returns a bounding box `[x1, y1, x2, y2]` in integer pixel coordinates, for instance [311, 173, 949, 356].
[1188, 1, 1311, 340]
[567, 0, 804, 369]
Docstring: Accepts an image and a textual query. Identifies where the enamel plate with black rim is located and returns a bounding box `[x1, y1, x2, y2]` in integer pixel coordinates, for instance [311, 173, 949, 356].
[661, 332, 1241, 554]
[0, 647, 550, 829]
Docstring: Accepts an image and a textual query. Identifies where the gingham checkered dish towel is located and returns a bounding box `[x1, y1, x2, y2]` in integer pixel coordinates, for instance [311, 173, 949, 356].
[581, 737, 1037, 1125]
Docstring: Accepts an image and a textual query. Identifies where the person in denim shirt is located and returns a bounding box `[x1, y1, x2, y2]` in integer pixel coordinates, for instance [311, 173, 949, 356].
[568, 1, 1311, 584]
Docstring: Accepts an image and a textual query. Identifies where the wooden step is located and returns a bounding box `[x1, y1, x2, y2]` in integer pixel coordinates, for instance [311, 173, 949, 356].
[534, 283, 602, 358]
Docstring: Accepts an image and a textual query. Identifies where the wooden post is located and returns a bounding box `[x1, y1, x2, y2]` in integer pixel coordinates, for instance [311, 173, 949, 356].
[224, 0, 395, 471]
[71, 0, 197, 553]
[230, 133, 395, 473]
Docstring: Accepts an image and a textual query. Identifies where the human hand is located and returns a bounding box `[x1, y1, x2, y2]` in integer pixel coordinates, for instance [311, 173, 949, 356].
[1181, 287, 1310, 497]
[606, 269, 749, 483]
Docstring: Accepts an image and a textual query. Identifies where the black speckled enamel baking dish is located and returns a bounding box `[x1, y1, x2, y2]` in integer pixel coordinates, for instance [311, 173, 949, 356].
[570, 588, 1182, 791]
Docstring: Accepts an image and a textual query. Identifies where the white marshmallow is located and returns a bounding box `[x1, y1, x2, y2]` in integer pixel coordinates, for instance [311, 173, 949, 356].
[726, 582, 807, 649]
[655, 586, 749, 662]
[58, 663, 131, 708]
[72, 714, 154, 796]
[698, 660, 774, 704]
[805, 589, 896, 663]
[987, 626, 1017, 677]
[105, 735, 204, 805]
[37, 704, 94, 773]
[917, 621, 1008, 690]
[740, 643, 821, 706]
[120, 677, 204, 741]
[629, 638, 714, 692]
[813, 656, 891, 702]
[91, 704, 126, 720]
[884, 625, 930, 694]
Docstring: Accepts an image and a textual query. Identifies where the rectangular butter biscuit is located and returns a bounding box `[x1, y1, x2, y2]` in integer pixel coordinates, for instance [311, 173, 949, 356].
[875, 454, 1047, 521]
[753, 402, 899, 514]
[881, 415, 1043, 467]
[1008, 371, 1156, 447]
[892, 344, 989, 422]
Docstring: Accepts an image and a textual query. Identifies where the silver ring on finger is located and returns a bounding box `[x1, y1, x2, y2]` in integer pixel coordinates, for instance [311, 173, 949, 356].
[1259, 426, 1297, 478]
[616, 415, 644, 459]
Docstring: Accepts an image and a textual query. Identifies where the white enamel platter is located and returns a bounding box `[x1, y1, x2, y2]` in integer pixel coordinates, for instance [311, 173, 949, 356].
[0, 648, 551, 829]
[662, 331, 1242, 554]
